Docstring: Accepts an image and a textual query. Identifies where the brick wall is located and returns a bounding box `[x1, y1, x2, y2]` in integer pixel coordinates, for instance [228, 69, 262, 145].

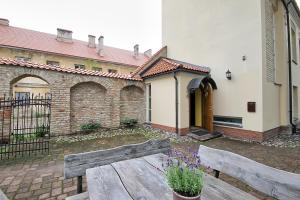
[0, 64, 145, 135]
[120, 85, 145, 123]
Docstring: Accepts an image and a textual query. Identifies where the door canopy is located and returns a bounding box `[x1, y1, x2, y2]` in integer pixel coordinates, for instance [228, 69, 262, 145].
[187, 75, 217, 92]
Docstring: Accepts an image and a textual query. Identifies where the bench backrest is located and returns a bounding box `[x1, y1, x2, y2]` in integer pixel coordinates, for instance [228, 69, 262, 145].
[198, 145, 300, 200]
[64, 139, 171, 179]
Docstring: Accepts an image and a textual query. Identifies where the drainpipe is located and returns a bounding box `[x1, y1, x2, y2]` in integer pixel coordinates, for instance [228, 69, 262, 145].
[173, 72, 179, 135]
[281, 0, 297, 134]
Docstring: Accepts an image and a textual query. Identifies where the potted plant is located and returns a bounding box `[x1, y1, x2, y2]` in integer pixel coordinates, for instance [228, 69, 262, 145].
[164, 149, 204, 200]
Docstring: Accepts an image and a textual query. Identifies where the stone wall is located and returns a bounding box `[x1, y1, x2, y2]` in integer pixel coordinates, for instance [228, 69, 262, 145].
[0, 64, 145, 136]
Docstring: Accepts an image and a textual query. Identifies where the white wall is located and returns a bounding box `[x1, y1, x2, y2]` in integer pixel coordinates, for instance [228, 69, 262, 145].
[162, 0, 264, 132]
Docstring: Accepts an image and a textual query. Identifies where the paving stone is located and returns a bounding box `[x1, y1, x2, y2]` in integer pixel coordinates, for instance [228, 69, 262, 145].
[32, 178, 43, 184]
[38, 192, 50, 200]
[63, 185, 76, 193]
[15, 192, 32, 199]
[33, 188, 51, 196]
[52, 181, 62, 188]
[0, 176, 14, 186]
[6, 185, 19, 193]
[51, 187, 62, 196]
[10, 179, 22, 186]
[57, 194, 68, 200]
[31, 183, 42, 191]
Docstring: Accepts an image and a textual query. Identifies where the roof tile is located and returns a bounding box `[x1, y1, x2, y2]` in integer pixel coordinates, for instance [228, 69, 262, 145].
[0, 25, 148, 67]
[0, 57, 142, 81]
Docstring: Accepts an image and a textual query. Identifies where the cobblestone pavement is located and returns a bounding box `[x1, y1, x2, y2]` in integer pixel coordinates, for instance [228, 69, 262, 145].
[0, 130, 299, 200]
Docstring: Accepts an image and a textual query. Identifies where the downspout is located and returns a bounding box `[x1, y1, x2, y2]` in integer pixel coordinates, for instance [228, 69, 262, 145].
[173, 72, 179, 135]
[281, 0, 297, 134]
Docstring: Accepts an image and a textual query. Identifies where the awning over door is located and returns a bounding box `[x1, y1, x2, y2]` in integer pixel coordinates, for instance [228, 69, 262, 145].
[187, 75, 217, 91]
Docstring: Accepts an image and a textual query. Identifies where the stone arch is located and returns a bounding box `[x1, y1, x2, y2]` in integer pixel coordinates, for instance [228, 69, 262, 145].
[70, 81, 108, 133]
[10, 74, 50, 98]
[120, 85, 145, 124]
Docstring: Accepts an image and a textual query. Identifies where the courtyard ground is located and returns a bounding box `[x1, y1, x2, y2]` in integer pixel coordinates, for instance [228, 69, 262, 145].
[0, 128, 299, 200]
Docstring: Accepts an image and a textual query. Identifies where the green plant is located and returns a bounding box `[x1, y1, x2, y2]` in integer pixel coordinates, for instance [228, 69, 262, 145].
[164, 149, 204, 197]
[80, 121, 101, 132]
[35, 126, 47, 138]
[121, 118, 138, 128]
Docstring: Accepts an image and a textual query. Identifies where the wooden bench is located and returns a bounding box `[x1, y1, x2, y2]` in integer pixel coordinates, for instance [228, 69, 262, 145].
[198, 145, 300, 200]
[0, 189, 8, 200]
[64, 139, 171, 196]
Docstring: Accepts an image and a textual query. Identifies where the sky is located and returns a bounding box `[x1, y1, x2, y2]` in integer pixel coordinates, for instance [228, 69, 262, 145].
[0, 0, 162, 52]
[1, 0, 300, 53]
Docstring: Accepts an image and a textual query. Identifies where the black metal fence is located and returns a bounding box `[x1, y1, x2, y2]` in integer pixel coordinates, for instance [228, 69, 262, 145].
[0, 95, 51, 160]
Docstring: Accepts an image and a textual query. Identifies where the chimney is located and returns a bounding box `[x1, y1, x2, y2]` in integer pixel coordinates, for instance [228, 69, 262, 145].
[97, 36, 104, 56]
[88, 35, 96, 48]
[134, 44, 139, 58]
[144, 49, 152, 57]
[56, 28, 73, 43]
[0, 18, 9, 26]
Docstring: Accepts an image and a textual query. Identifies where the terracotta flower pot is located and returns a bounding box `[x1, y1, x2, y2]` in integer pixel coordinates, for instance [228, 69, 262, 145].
[173, 191, 201, 200]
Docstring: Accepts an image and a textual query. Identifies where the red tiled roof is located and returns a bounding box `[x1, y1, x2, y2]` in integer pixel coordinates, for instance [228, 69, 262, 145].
[0, 58, 142, 81]
[131, 46, 167, 77]
[0, 25, 149, 67]
[141, 58, 210, 78]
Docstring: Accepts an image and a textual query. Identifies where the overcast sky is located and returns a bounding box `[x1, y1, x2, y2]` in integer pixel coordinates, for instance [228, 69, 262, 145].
[1, 0, 300, 53]
[1, 0, 162, 53]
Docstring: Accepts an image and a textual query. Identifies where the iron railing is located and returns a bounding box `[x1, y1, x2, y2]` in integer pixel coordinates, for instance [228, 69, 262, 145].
[0, 94, 51, 160]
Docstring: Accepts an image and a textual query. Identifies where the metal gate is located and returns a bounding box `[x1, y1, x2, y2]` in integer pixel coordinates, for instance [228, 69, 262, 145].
[0, 95, 51, 160]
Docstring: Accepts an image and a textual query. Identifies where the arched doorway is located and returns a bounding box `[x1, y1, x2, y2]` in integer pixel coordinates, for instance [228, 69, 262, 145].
[188, 76, 217, 132]
[11, 76, 50, 99]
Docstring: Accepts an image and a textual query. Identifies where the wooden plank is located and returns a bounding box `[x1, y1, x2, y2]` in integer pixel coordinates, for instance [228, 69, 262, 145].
[0, 189, 8, 200]
[198, 145, 300, 200]
[202, 174, 259, 200]
[64, 139, 170, 179]
[65, 192, 89, 200]
[143, 154, 258, 200]
[86, 165, 132, 200]
[111, 157, 173, 200]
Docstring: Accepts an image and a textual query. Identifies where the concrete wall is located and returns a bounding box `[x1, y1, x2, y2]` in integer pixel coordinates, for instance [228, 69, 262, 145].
[0, 64, 145, 136]
[0, 47, 136, 74]
[162, 0, 264, 132]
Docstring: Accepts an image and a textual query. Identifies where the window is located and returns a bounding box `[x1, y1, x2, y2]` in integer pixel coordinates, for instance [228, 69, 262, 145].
[291, 21, 297, 63]
[108, 69, 117, 73]
[213, 116, 242, 128]
[46, 60, 60, 67]
[147, 84, 152, 122]
[15, 92, 30, 100]
[92, 67, 102, 72]
[15, 56, 31, 62]
[74, 64, 85, 70]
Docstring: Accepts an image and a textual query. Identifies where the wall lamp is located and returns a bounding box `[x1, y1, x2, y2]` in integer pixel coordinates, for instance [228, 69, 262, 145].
[226, 69, 232, 80]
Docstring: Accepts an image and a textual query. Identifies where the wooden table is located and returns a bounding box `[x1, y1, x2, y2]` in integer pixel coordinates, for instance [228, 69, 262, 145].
[86, 153, 259, 200]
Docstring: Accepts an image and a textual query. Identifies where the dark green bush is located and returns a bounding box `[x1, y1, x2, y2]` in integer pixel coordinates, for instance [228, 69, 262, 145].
[121, 118, 138, 128]
[80, 121, 101, 132]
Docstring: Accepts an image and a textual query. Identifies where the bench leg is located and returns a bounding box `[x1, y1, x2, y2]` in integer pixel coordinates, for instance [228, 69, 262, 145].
[77, 176, 83, 194]
[213, 170, 220, 178]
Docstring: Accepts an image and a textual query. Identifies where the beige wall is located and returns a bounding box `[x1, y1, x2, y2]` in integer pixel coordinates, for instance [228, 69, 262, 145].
[261, 0, 300, 131]
[177, 72, 201, 129]
[0, 47, 136, 74]
[162, 0, 264, 132]
[145, 74, 176, 128]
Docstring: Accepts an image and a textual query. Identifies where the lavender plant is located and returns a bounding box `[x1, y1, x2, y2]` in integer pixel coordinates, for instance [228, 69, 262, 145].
[164, 148, 204, 197]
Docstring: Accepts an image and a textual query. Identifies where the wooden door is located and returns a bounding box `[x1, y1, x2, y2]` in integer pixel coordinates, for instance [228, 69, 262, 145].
[203, 85, 213, 132]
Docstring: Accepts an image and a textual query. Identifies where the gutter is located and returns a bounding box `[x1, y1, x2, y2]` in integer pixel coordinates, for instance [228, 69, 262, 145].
[173, 72, 179, 135]
[281, 0, 297, 134]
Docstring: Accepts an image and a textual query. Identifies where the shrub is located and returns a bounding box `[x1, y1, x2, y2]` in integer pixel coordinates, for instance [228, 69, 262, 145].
[164, 149, 204, 197]
[121, 118, 138, 128]
[35, 126, 47, 138]
[80, 121, 101, 132]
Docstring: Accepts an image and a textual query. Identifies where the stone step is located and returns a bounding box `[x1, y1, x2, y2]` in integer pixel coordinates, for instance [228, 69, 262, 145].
[188, 131, 222, 142]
